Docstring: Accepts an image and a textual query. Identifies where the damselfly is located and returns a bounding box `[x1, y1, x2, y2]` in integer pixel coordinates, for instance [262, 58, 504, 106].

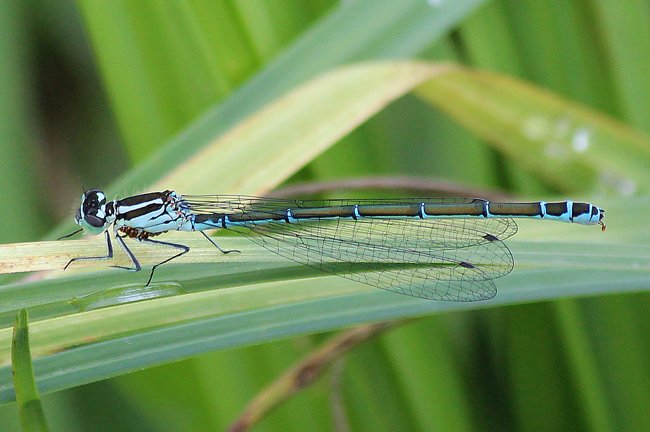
[60, 190, 605, 302]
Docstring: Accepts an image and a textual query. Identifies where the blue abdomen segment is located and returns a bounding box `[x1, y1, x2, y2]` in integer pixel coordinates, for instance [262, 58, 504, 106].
[185, 199, 604, 231]
[485, 201, 603, 225]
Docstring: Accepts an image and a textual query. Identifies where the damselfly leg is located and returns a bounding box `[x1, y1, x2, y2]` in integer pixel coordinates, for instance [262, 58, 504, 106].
[62, 230, 114, 271]
[61, 227, 239, 286]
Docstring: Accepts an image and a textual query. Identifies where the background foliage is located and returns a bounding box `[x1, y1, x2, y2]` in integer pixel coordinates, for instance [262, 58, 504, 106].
[0, 0, 648, 431]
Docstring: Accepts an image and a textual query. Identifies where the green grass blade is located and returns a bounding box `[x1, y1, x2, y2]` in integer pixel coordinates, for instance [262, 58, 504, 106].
[12, 309, 50, 432]
[0, 218, 644, 404]
[74, 0, 489, 192]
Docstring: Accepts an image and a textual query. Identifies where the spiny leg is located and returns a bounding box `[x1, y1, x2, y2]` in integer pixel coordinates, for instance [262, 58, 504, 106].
[111, 232, 141, 272]
[138, 237, 191, 285]
[142, 232, 240, 285]
[62, 230, 114, 271]
[200, 231, 240, 254]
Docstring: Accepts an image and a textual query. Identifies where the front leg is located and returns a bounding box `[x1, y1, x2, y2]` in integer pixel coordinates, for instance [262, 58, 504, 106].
[62, 230, 114, 271]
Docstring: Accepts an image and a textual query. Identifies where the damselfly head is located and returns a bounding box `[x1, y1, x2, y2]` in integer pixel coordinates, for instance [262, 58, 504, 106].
[76, 189, 111, 235]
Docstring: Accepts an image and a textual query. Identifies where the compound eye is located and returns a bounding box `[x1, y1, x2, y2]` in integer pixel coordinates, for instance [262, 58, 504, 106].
[84, 214, 105, 228]
[77, 190, 109, 234]
[83, 190, 106, 213]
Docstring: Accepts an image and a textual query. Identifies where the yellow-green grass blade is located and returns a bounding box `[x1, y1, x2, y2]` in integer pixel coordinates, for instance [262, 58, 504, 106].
[417, 69, 650, 194]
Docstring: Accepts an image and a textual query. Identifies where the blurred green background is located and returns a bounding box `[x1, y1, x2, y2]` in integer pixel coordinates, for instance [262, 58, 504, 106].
[1, 0, 649, 431]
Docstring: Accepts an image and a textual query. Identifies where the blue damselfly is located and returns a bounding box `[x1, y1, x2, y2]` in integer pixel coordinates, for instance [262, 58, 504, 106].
[60, 190, 605, 301]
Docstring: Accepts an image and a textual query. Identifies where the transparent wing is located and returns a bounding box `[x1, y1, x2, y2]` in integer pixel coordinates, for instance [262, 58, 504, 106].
[231, 217, 514, 301]
[185, 196, 517, 301]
